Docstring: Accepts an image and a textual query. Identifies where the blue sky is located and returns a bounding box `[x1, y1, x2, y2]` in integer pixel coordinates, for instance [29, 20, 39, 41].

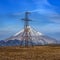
[0, 0, 60, 41]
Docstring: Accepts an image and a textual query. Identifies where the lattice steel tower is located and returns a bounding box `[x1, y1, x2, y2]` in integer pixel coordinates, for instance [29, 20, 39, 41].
[20, 12, 33, 47]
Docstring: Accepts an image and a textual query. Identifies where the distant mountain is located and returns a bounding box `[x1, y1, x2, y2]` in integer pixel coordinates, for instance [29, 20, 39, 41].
[0, 40, 21, 46]
[0, 26, 57, 46]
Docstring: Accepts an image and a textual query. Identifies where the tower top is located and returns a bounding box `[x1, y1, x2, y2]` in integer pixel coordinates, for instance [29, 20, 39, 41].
[21, 12, 32, 47]
[22, 12, 32, 28]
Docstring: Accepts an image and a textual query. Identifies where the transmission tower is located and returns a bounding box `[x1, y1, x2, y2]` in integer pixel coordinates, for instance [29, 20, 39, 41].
[20, 12, 33, 47]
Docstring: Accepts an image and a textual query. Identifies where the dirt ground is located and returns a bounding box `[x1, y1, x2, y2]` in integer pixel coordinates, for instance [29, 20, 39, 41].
[0, 46, 60, 60]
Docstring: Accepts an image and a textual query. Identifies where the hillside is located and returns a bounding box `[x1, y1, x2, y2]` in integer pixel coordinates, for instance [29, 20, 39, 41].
[0, 46, 60, 60]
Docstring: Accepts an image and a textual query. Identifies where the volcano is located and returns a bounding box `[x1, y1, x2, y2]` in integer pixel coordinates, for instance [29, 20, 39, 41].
[0, 26, 56, 46]
[6, 26, 56, 44]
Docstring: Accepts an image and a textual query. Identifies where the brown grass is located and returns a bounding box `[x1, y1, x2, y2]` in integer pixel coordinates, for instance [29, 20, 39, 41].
[0, 46, 60, 60]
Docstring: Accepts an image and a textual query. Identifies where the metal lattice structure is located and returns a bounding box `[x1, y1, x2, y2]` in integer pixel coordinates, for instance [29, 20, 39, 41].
[20, 12, 33, 47]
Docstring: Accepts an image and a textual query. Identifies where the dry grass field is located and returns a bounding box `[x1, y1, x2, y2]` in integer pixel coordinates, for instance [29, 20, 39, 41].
[0, 46, 60, 60]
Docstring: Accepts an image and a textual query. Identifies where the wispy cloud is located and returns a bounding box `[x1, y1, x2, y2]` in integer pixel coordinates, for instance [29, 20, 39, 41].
[30, 0, 60, 23]
[41, 24, 60, 33]
[32, 0, 52, 8]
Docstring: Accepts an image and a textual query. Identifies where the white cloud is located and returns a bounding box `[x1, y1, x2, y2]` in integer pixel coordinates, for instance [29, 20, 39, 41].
[40, 23, 60, 33]
[30, 8, 60, 23]
[31, 0, 60, 23]
[32, 0, 52, 8]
